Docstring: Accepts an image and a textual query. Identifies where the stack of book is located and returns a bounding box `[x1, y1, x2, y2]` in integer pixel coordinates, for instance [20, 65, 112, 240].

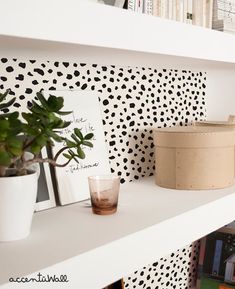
[124, 1, 214, 28]
[104, 0, 235, 32]
[123, 1, 215, 27]
[197, 221, 235, 289]
[152, 0, 193, 23]
[212, 0, 235, 34]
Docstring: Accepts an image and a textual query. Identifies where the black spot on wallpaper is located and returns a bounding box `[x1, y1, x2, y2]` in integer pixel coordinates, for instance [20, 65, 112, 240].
[0, 58, 206, 288]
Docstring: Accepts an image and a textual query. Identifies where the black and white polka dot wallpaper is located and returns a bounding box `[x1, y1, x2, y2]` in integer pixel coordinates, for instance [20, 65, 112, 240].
[123, 241, 200, 289]
[0, 58, 206, 184]
[0, 58, 206, 288]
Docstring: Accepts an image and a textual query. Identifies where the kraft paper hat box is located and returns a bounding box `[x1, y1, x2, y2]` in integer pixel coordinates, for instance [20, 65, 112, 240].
[153, 126, 235, 190]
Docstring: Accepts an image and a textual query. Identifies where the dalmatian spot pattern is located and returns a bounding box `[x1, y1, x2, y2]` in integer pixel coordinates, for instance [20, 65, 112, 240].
[0, 58, 206, 288]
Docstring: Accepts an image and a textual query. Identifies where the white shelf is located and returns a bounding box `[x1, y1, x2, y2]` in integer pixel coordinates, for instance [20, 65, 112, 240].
[1, 176, 235, 289]
[1, 0, 235, 69]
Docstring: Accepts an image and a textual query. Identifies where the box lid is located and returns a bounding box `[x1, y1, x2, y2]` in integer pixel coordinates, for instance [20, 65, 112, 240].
[195, 115, 235, 127]
[153, 126, 235, 148]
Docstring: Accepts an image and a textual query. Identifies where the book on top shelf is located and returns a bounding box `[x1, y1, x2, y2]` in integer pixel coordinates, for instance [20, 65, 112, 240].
[187, 0, 193, 24]
[127, 0, 135, 10]
[135, 0, 144, 12]
[114, 0, 126, 7]
[143, 0, 153, 14]
[197, 221, 235, 289]
[212, 0, 235, 34]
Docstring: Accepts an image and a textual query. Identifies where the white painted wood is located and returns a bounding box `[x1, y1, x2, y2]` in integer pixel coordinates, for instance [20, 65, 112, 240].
[1, 1, 235, 69]
[1, 176, 235, 288]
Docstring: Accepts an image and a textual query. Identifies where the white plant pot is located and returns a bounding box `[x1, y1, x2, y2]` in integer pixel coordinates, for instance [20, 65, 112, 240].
[0, 170, 38, 242]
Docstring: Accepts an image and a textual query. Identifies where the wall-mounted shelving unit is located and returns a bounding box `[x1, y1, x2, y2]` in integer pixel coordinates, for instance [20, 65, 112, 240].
[0, 177, 235, 288]
[1, 1, 235, 288]
[1, 0, 235, 70]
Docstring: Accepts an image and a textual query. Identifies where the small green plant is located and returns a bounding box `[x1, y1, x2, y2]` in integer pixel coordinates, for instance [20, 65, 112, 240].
[0, 90, 93, 177]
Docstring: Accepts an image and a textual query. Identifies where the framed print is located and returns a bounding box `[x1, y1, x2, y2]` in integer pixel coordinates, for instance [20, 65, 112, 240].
[44, 90, 110, 205]
[34, 148, 56, 211]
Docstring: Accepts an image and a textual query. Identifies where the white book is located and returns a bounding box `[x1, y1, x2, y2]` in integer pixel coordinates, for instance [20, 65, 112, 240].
[172, 0, 177, 20]
[135, 0, 143, 12]
[114, 0, 126, 7]
[187, 0, 193, 24]
[192, 0, 203, 26]
[143, 0, 153, 14]
[206, 0, 213, 28]
[175, 0, 184, 22]
[175, 0, 181, 21]
[161, 0, 169, 18]
[183, 0, 188, 22]
[153, 0, 161, 16]
[128, 0, 135, 10]
[180, 0, 185, 22]
[202, 0, 207, 27]
[168, 0, 173, 19]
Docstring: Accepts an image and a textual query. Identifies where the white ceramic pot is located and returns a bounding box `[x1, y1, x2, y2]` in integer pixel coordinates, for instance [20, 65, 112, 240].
[0, 170, 38, 242]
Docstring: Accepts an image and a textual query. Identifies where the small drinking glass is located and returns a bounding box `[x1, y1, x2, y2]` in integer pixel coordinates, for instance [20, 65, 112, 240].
[88, 175, 120, 215]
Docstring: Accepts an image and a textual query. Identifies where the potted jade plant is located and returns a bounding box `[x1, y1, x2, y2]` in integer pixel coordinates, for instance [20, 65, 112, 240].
[0, 90, 93, 241]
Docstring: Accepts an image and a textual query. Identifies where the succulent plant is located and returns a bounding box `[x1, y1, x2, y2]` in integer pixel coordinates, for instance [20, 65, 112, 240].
[0, 90, 93, 177]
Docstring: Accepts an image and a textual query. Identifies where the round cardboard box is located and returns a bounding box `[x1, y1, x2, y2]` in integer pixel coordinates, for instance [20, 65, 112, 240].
[153, 126, 235, 190]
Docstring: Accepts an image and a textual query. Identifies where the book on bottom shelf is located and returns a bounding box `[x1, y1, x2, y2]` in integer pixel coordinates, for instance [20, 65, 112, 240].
[197, 221, 235, 289]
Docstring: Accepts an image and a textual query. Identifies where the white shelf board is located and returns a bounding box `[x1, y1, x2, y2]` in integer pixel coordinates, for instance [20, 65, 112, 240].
[1, 176, 235, 289]
[1, 0, 235, 69]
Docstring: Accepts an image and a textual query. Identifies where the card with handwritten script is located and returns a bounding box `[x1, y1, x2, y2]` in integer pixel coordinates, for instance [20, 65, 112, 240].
[44, 90, 110, 205]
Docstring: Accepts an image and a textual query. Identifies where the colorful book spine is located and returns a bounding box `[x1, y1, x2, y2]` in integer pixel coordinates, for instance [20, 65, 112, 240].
[212, 239, 223, 276]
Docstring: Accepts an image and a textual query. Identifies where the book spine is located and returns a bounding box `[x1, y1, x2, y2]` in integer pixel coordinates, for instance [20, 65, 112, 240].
[180, 0, 184, 22]
[168, 0, 173, 20]
[128, 0, 135, 10]
[183, 0, 188, 23]
[202, 0, 207, 27]
[153, 0, 161, 16]
[161, 0, 168, 18]
[175, 0, 181, 21]
[143, 0, 153, 14]
[212, 239, 223, 276]
[187, 0, 193, 24]
[192, 0, 203, 26]
[135, 0, 143, 12]
[114, 0, 126, 8]
[172, 0, 177, 20]
[206, 0, 213, 28]
[225, 262, 234, 283]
